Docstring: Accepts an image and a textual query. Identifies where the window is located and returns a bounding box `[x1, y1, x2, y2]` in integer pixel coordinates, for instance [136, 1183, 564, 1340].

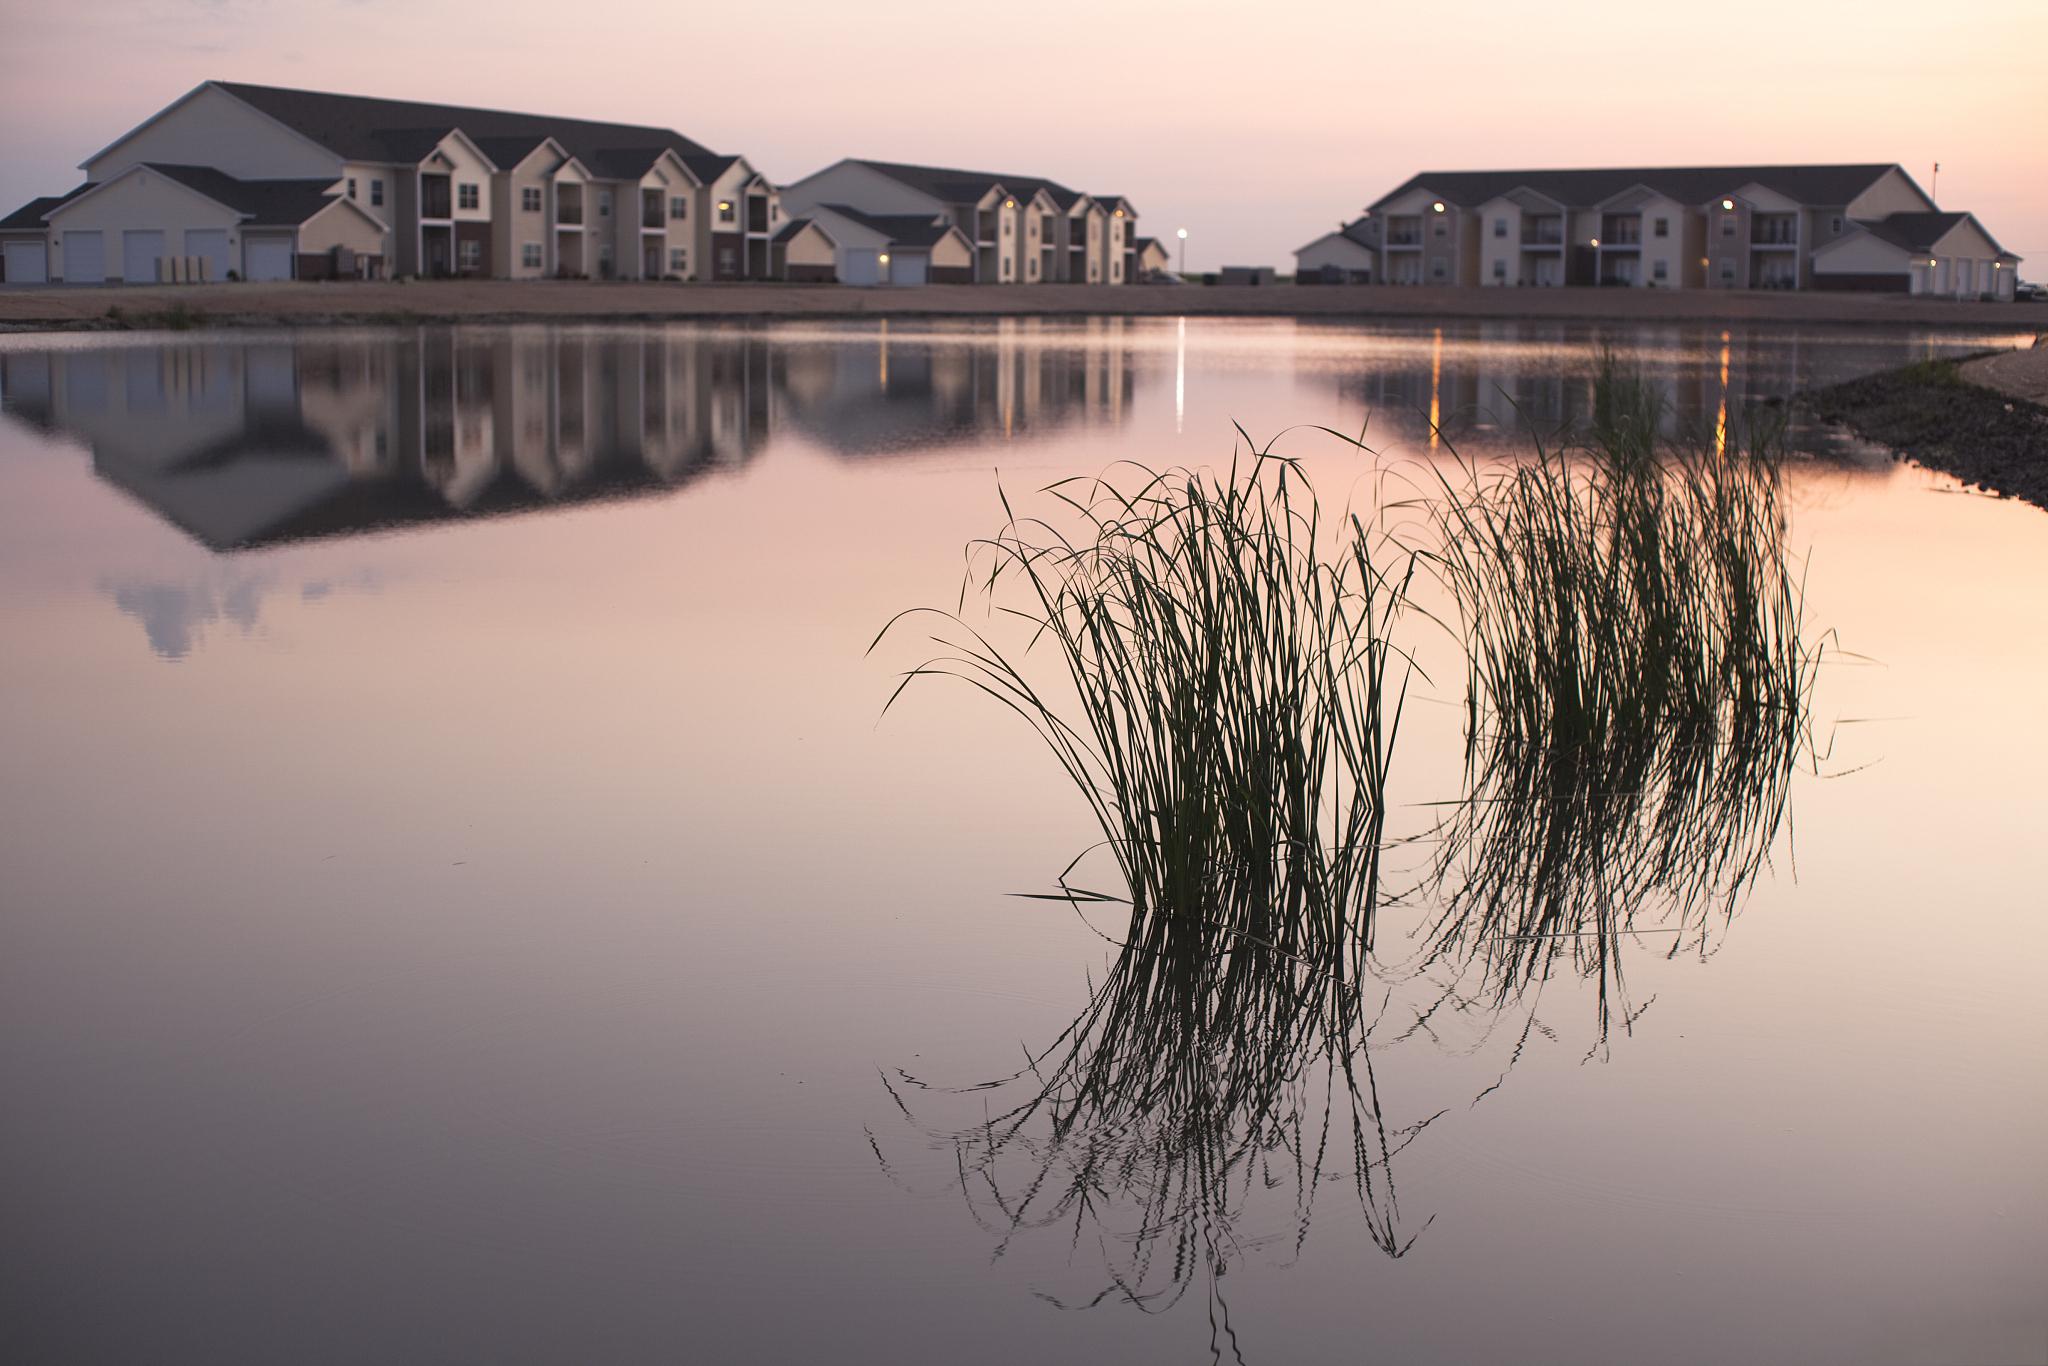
[1492, 258, 1506, 279]
[458, 239, 481, 270]
[522, 187, 543, 213]
[1002, 218, 1012, 236]
[669, 196, 687, 220]
[1652, 258, 1668, 280]
[1721, 216, 1735, 237]
[347, 177, 357, 200]
[718, 245, 736, 273]
[669, 247, 686, 272]
[370, 179, 384, 207]
[1028, 258, 1039, 279]
[521, 243, 543, 269]
[598, 190, 612, 218]
[1433, 220, 1447, 238]
[1111, 260, 1122, 281]
[1830, 215, 1843, 234]
[1493, 217, 1506, 238]
[717, 200, 735, 225]
[1653, 216, 1668, 238]
[1001, 259, 1012, 280]
[1431, 258, 1447, 280]
[1719, 259, 1735, 283]
[457, 183, 479, 211]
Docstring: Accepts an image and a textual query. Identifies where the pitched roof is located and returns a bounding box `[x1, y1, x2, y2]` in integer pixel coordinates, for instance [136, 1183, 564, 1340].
[1370, 164, 1912, 212]
[851, 159, 1082, 210]
[0, 185, 90, 230]
[683, 154, 740, 184]
[817, 203, 956, 248]
[473, 134, 554, 168]
[1859, 210, 1972, 253]
[144, 164, 345, 225]
[772, 217, 815, 244]
[210, 80, 713, 171]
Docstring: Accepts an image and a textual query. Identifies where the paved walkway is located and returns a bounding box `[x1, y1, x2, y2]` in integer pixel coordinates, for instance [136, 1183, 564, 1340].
[0, 280, 2039, 330]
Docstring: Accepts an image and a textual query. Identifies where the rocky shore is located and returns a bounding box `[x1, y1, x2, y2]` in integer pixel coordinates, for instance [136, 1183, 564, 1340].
[1800, 340, 2048, 511]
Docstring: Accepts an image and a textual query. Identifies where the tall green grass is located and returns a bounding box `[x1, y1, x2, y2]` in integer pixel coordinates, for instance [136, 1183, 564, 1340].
[875, 445, 1417, 970]
[1414, 363, 1820, 1035]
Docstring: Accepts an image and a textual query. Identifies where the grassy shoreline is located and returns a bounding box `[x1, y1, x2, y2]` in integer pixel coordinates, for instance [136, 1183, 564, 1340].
[0, 279, 2035, 334]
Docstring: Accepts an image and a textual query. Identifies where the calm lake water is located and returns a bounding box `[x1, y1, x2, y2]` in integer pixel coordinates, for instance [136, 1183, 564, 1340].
[2, 318, 2043, 1365]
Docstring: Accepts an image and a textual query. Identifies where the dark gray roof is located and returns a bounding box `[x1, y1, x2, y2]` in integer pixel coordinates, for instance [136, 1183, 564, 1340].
[210, 80, 713, 171]
[144, 164, 344, 225]
[1369, 164, 1915, 212]
[473, 134, 553, 167]
[852, 160, 1082, 211]
[683, 154, 740, 184]
[817, 203, 956, 248]
[1859, 211, 1973, 253]
[0, 185, 89, 230]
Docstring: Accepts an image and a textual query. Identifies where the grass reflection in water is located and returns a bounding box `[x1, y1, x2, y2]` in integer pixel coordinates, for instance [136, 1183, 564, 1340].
[871, 369, 1825, 1354]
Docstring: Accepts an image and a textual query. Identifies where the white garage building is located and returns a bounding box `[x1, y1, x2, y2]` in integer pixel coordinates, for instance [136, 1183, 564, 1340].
[3, 162, 386, 285]
[1811, 210, 2020, 299]
[798, 204, 974, 287]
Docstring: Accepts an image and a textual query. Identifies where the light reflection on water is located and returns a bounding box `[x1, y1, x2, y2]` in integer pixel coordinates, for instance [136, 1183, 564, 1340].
[0, 318, 2042, 1365]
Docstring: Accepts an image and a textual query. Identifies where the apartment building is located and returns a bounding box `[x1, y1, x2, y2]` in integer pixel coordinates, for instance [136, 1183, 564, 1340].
[778, 160, 1139, 284]
[1300, 164, 2020, 298]
[0, 81, 784, 284]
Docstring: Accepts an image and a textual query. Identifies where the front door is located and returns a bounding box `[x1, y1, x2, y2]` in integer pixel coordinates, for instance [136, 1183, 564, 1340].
[425, 231, 451, 277]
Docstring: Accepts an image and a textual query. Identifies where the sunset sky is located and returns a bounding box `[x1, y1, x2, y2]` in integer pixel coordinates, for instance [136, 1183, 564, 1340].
[3, 0, 2044, 273]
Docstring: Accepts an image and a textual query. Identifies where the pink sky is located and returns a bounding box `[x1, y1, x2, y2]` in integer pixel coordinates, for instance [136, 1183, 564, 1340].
[3, 0, 2044, 273]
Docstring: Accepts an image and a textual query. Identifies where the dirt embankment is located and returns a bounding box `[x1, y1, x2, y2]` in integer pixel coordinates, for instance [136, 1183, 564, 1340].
[1801, 338, 2048, 511]
[0, 279, 2038, 332]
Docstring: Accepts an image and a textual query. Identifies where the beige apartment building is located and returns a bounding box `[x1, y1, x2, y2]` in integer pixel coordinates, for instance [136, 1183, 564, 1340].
[0, 82, 783, 284]
[1298, 164, 2020, 298]
[778, 160, 1140, 284]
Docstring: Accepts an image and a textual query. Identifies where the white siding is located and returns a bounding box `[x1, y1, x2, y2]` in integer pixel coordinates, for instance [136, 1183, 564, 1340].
[86, 84, 340, 182]
[1846, 168, 1937, 221]
[779, 161, 947, 218]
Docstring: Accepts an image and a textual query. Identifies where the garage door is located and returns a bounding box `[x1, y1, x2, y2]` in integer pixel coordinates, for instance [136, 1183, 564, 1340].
[841, 249, 879, 287]
[887, 253, 929, 287]
[123, 230, 166, 283]
[184, 229, 229, 282]
[3, 240, 48, 284]
[63, 231, 105, 284]
[244, 237, 294, 283]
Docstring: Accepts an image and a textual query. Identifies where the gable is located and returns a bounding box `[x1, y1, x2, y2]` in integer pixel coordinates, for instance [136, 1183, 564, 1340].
[1812, 229, 1911, 273]
[46, 165, 244, 231]
[781, 160, 946, 217]
[1846, 166, 1935, 220]
[86, 83, 341, 182]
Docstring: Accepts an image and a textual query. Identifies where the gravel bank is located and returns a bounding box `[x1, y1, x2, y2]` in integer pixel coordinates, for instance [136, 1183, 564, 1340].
[1801, 342, 2048, 511]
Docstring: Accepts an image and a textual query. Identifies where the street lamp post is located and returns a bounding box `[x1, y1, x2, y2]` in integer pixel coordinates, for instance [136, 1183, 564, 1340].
[1177, 227, 1188, 277]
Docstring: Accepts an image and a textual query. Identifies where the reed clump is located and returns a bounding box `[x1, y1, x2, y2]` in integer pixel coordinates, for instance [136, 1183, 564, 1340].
[876, 447, 1417, 969]
[1416, 364, 1819, 1029]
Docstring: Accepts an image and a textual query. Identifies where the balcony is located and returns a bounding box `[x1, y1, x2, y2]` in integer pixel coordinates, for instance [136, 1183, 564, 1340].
[746, 197, 769, 234]
[1384, 217, 1422, 247]
[642, 193, 663, 231]
[1750, 215, 1798, 246]
[420, 174, 452, 221]
[1599, 216, 1642, 246]
[556, 189, 583, 226]
[1521, 219, 1564, 246]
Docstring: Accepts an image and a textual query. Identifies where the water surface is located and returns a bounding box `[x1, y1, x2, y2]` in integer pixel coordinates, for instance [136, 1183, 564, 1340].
[1, 318, 2042, 1365]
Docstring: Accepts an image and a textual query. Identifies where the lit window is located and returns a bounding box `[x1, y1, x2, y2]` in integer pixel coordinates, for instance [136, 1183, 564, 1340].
[457, 183, 479, 211]
[522, 187, 542, 213]
[522, 243, 543, 268]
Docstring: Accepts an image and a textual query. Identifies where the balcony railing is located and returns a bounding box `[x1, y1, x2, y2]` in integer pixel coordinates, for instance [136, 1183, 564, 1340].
[1385, 232, 1421, 247]
[557, 204, 584, 226]
[1521, 226, 1563, 246]
[420, 178, 452, 220]
[1750, 224, 1798, 245]
[642, 205, 664, 230]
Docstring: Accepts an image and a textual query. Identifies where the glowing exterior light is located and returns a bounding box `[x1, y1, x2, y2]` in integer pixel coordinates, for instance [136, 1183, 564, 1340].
[1004, 198, 1015, 209]
[1432, 201, 1445, 213]
[1112, 208, 1124, 218]
[879, 253, 890, 265]
[717, 200, 731, 212]
[1721, 198, 1735, 210]
[1929, 258, 1937, 267]
[1590, 237, 1600, 247]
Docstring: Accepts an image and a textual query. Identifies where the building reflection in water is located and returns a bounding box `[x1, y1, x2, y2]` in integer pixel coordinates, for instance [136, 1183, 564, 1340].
[0, 321, 1140, 551]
